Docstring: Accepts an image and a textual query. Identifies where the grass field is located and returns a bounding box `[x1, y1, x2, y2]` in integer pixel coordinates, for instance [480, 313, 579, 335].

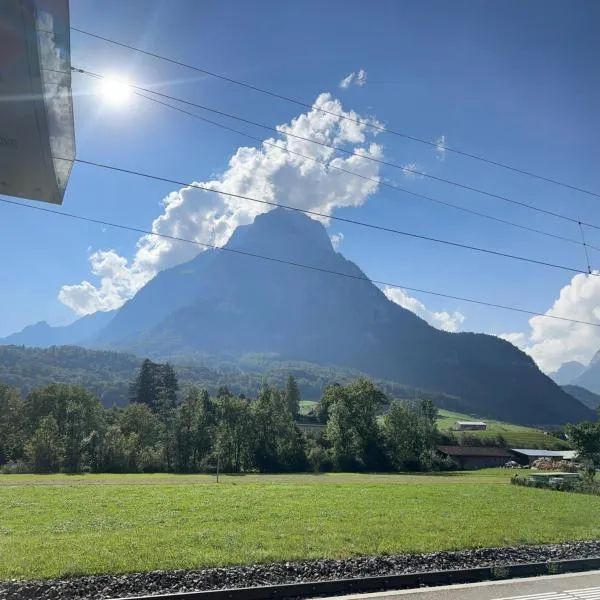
[2, 470, 600, 580]
[437, 409, 571, 450]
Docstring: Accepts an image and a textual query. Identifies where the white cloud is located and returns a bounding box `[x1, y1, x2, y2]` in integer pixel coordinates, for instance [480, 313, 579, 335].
[505, 272, 600, 373]
[339, 69, 367, 89]
[401, 163, 425, 179]
[59, 93, 383, 315]
[383, 286, 465, 332]
[435, 135, 446, 161]
[497, 332, 528, 351]
[330, 232, 344, 249]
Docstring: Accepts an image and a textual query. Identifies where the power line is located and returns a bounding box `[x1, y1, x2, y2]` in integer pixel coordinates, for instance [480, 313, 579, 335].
[1, 194, 598, 328]
[50, 154, 597, 278]
[70, 25, 600, 200]
[52, 65, 589, 251]
[127, 82, 600, 254]
[44, 61, 600, 243]
[68, 65, 600, 234]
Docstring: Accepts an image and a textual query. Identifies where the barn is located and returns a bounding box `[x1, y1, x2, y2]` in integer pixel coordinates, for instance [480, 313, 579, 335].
[437, 445, 512, 470]
[452, 421, 487, 431]
[510, 448, 577, 466]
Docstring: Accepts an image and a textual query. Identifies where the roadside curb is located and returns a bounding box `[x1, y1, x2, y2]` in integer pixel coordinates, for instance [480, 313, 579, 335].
[109, 557, 600, 600]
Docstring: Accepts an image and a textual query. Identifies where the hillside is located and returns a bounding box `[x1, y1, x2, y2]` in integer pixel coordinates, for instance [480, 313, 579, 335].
[0, 345, 473, 410]
[436, 409, 572, 450]
[78, 208, 593, 426]
[562, 384, 600, 410]
[572, 350, 600, 395]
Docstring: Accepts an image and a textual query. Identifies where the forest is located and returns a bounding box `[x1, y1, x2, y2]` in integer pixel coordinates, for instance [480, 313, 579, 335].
[0, 358, 455, 474]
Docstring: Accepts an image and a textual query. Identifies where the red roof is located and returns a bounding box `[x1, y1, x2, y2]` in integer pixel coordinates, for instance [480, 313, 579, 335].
[437, 445, 512, 458]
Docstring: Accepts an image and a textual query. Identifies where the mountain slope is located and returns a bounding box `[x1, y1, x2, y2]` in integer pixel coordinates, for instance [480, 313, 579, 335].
[0, 310, 116, 348]
[573, 350, 600, 394]
[548, 361, 586, 385]
[88, 208, 593, 426]
[563, 384, 600, 410]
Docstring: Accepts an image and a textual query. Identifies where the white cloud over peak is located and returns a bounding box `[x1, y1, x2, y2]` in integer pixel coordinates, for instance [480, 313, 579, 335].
[383, 286, 465, 332]
[497, 272, 600, 373]
[59, 93, 383, 315]
[339, 69, 367, 89]
[330, 232, 344, 249]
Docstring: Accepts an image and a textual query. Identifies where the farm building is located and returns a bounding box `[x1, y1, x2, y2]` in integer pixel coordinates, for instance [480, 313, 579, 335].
[437, 446, 512, 470]
[452, 421, 487, 431]
[510, 448, 577, 466]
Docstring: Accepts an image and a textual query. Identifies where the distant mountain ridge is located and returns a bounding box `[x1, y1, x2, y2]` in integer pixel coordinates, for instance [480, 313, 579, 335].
[572, 350, 600, 395]
[562, 384, 600, 411]
[548, 361, 587, 385]
[0, 310, 115, 348]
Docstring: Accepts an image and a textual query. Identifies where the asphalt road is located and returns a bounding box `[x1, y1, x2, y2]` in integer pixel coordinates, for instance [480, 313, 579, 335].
[319, 570, 600, 600]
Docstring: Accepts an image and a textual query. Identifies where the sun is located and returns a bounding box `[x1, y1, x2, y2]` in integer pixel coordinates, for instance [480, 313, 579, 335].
[99, 76, 132, 105]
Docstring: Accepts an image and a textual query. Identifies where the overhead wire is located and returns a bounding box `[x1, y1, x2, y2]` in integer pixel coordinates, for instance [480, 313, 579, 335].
[64, 67, 598, 254]
[40, 65, 600, 273]
[70, 25, 600, 200]
[40, 154, 598, 278]
[1, 194, 598, 328]
[66, 65, 600, 236]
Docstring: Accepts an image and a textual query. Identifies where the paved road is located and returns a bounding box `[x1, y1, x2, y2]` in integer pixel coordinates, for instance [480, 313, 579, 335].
[319, 570, 600, 600]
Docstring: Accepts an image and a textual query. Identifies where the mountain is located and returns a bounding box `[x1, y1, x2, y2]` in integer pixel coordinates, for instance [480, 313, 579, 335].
[562, 384, 600, 411]
[548, 361, 586, 385]
[85, 208, 593, 426]
[572, 349, 600, 395]
[0, 310, 116, 348]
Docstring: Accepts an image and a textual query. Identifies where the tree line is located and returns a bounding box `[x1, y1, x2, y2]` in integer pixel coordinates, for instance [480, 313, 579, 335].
[0, 358, 456, 474]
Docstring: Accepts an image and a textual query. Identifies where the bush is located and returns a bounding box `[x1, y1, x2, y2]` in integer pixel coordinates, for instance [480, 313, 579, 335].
[511, 473, 600, 496]
[0, 460, 30, 474]
[420, 449, 457, 472]
[306, 439, 332, 472]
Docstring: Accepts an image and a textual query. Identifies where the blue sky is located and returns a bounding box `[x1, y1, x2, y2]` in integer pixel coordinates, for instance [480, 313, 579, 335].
[1, 0, 599, 371]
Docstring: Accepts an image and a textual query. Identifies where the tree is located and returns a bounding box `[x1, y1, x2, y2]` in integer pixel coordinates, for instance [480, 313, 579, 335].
[383, 401, 423, 470]
[175, 389, 201, 472]
[0, 383, 25, 466]
[23, 384, 104, 473]
[383, 399, 440, 471]
[100, 424, 131, 472]
[566, 421, 600, 482]
[214, 393, 253, 472]
[324, 379, 385, 471]
[119, 402, 162, 472]
[129, 359, 160, 411]
[417, 398, 438, 449]
[284, 375, 301, 418]
[251, 386, 305, 472]
[155, 363, 179, 471]
[25, 415, 62, 473]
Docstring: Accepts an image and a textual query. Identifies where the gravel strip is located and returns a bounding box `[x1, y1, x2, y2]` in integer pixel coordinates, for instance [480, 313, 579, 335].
[2, 541, 600, 600]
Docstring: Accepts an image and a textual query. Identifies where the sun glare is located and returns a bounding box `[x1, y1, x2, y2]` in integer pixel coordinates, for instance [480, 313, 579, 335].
[99, 76, 132, 106]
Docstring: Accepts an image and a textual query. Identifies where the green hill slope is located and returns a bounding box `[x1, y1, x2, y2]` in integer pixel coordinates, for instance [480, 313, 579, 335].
[437, 409, 571, 450]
